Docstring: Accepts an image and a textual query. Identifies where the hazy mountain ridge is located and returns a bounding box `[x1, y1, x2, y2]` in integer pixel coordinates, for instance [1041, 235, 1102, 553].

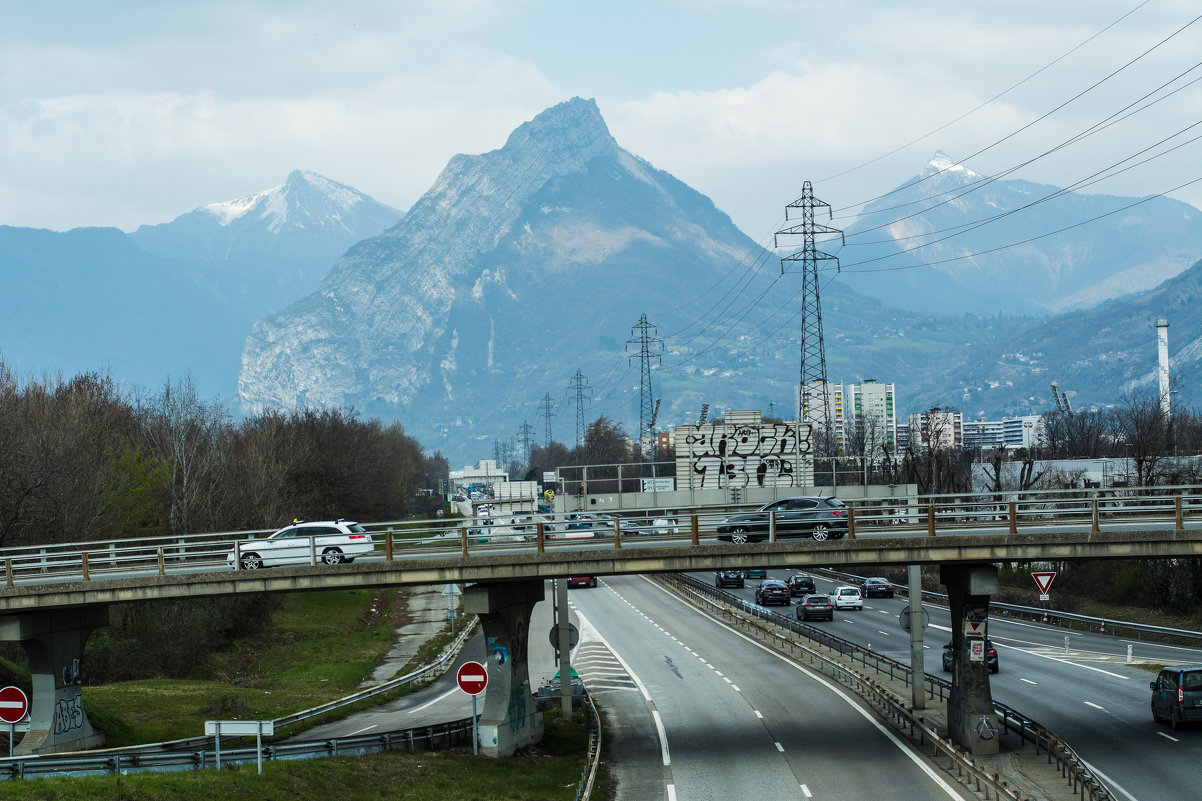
[838, 152, 1202, 317]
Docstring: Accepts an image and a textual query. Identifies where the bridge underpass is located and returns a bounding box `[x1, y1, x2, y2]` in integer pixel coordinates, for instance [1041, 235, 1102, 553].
[1, 525, 1200, 755]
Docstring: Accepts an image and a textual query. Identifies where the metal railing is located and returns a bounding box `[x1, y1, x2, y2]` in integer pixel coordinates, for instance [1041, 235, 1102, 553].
[2, 484, 1200, 591]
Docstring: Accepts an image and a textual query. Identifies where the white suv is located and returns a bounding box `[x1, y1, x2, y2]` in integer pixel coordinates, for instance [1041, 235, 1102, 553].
[832, 585, 864, 610]
[228, 520, 374, 570]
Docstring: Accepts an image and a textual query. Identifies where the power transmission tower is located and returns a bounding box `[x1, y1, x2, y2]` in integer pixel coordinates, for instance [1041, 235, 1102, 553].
[567, 370, 593, 452]
[626, 314, 664, 461]
[775, 181, 843, 451]
[539, 393, 556, 447]
[517, 420, 533, 463]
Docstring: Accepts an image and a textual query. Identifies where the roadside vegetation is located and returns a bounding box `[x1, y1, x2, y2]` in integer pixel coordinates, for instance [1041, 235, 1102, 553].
[0, 711, 594, 801]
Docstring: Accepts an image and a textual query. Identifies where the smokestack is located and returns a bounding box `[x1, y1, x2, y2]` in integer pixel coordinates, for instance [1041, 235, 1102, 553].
[1157, 318, 1170, 417]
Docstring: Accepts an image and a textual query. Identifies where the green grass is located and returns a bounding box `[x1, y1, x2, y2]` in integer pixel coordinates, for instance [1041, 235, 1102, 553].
[82, 588, 404, 745]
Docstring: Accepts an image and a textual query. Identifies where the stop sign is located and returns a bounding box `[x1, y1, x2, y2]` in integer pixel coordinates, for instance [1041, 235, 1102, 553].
[456, 661, 488, 696]
[0, 686, 28, 724]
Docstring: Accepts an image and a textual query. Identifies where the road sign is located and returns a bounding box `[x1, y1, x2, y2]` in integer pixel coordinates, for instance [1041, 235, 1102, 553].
[549, 622, 580, 650]
[1032, 571, 1057, 594]
[898, 607, 930, 633]
[969, 640, 986, 662]
[456, 661, 488, 696]
[964, 619, 986, 637]
[0, 686, 27, 724]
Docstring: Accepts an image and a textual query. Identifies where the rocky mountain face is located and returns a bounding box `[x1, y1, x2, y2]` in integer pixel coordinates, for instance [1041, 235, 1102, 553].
[239, 98, 769, 455]
[837, 153, 1202, 317]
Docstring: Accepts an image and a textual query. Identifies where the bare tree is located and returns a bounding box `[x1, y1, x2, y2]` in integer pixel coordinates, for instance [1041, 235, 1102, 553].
[139, 376, 230, 535]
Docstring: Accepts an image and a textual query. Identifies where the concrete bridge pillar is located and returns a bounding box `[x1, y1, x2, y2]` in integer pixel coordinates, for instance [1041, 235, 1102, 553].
[0, 607, 109, 754]
[939, 563, 999, 755]
[464, 580, 544, 757]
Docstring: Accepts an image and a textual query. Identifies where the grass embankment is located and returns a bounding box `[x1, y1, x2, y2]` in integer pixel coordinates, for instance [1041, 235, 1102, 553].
[0, 711, 592, 801]
[0, 589, 594, 800]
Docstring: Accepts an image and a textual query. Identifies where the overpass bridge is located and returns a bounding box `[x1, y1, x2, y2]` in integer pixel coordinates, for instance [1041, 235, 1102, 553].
[3, 487, 1201, 757]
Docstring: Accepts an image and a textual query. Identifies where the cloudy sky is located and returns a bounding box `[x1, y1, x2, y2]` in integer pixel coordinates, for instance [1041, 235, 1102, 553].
[2, 0, 1199, 242]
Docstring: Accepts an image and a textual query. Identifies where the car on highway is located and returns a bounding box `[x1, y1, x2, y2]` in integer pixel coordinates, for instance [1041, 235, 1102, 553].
[566, 576, 598, 589]
[831, 585, 863, 610]
[786, 574, 816, 596]
[796, 593, 835, 621]
[715, 570, 746, 588]
[942, 639, 1000, 673]
[716, 496, 849, 543]
[754, 579, 792, 606]
[745, 567, 767, 579]
[227, 520, 374, 570]
[650, 517, 680, 534]
[1150, 664, 1202, 729]
[861, 577, 895, 598]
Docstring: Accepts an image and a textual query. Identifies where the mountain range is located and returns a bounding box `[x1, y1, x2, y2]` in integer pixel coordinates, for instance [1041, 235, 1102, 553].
[1, 98, 1199, 464]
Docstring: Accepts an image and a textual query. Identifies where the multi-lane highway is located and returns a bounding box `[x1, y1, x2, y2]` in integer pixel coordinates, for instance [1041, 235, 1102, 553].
[691, 568, 1202, 801]
[296, 570, 1198, 799]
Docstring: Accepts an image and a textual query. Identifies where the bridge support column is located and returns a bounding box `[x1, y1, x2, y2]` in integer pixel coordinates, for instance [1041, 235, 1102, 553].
[464, 580, 544, 758]
[0, 606, 108, 754]
[939, 564, 999, 755]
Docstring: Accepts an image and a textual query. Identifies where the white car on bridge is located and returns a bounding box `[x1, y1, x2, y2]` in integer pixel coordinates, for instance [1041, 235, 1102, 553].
[227, 520, 375, 570]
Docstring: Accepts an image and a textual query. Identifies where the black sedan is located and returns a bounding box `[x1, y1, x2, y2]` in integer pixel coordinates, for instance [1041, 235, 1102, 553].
[754, 580, 792, 606]
[796, 593, 835, 621]
[861, 577, 895, 598]
[942, 639, 999, 673]
[715, 570, 745, 588]
[716, 496, 848, 543]
[787, 574, 817, 596]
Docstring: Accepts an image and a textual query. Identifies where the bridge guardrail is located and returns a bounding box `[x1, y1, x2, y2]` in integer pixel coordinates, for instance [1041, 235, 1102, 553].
[2, 484, 1200, 589]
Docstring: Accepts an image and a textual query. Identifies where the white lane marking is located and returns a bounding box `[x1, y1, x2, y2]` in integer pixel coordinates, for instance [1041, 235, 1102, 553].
[1084, 701, 1105, 710]
[714, 670, 724, 677]
[723, 677, 732, 685]
[731, 684, 741, 692]
[1021, 678, 1038, 685]
[573, 606, 670, 770]
[1004, 644, 1130, 679]
[1076, 756, 1139, 801]
[775, 741, 785, 752]
[801, 784, 813, 798]
[407, 687, 459, 713]
[347, 724, 376, 735]
[1157, 731, 1179, 742]
[667, 784, 677, 801]
[652, 711, 671, 766]
[877, 630, 890, 636]
[754, 710, 763, 719]
[642, 578, 966, 800]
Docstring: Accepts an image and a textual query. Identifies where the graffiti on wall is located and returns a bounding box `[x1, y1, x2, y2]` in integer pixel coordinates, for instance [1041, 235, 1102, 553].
[53, 694, 85, 735]
[682, 423, 812, 489]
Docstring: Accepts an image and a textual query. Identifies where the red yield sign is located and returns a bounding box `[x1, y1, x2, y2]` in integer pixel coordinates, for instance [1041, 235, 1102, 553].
[1032, 571, 1057, 594]
[0, 686, 28, 724]
[456, 661, 488, 696]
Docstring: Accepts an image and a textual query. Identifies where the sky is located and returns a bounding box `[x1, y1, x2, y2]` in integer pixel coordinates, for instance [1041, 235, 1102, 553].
[1, 0, 1200, 246]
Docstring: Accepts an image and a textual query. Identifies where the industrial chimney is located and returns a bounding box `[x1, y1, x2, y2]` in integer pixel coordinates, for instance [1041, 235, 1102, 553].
[1157, 318, 1170, 417]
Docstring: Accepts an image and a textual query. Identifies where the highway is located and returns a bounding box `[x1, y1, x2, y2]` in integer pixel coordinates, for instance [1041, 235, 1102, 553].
[698, 568, 1202, 801]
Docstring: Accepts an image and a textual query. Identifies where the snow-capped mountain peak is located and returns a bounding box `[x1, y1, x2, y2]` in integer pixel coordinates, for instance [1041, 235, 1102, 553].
[922, 150, 980, 180]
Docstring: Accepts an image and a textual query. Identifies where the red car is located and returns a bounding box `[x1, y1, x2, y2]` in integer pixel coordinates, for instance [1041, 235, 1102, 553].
[567, 576, 598, 589]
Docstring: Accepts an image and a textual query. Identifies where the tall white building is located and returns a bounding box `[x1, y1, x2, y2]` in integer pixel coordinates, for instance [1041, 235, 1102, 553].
[846, 380, 897, 455]
[908, 408, 963, 449]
